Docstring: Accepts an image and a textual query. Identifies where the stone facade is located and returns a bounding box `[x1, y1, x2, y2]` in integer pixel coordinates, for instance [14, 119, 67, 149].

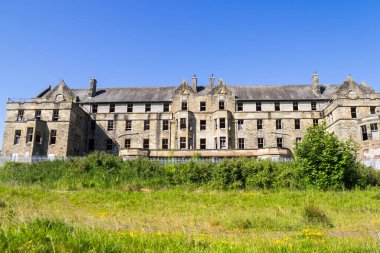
[2, 73, 380, 160]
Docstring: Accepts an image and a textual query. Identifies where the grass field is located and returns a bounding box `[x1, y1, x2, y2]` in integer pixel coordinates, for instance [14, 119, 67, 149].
[0, 184, 379, 252]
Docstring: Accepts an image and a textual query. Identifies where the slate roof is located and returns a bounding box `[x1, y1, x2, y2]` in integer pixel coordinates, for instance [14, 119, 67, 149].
[65, 84, 340, 103]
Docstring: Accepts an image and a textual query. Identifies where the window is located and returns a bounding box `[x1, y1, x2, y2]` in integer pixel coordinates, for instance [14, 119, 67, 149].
[238, 138, 245, 149]
[52, 110, 59, 121]
[200, 102, 206, 111]
[180, 118, 187, 129]
[220, 137, 226, 149]
[180, 137, 186, 149]
[275, 102, 280, 111]
[313, 119, 319, 126]
[92, 104, 98, 113]
[126, 120, 132, 131]
[17, 110, 24, 121]
[162, 139, 168, 149]
[311, 101, 317, 111]
[109, 103, 115, 113]
[200, 138, 206, 149]
[370, 123, 378, 132]
[361, 125, 368, 141]
[258, 138, 264, 149]
[200, 120, 206, 130]
[256, 102, 262, 111]
[181, 101, 188, 111]
[214, 119, 218, 129]
[107, 120, 114, 131]
[219, 100, 225, 110]
[125, 139, 131, 149]
[293, 102, 298, 111]
[370, 106, 376, 115]
[143, 139, 149, 149]
[219, 118, 226, 129]
[106, 139, 113, 151]
[257, 119, 263, 130]
[144, 120, 150, 131]
[50, 130, 57, 145]
[276, 119, 282, 130]
[277, 138, 283, 148]
[371, 123, 379, 140]
[90, 120, 96, 131]
[127, 103, 133, 112]
[14, 130, 21, 145]
[237, 102, 243, 111]
[26, 127, 33, 143]
[351, 107, 357, 118]
[145, 103, 151, 112]
[163, 120, 169, 131]
[35, 110, 41, 120]
[238, 119, 244, 130]
[88, 139, 94, 151]
[295, 119, 300, 129]
[163, 103, 170, 112]
[296, 137, 302, 145]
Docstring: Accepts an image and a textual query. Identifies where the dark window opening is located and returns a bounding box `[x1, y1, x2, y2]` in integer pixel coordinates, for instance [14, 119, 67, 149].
[214, 119, 218, 129]
[50, 130, 57, 145]
[200, 102, 206, 111]
[180, 137, 186, 149]
[200, 120, 206, 130]
[238, 138, 245, 149]
[200, 138, 206, 150]
[17, 110, 24, 121]
[125, 139, 131, 149]
[144, 120, 150, 131]
[127, 103, 133, 112]
[26, 127, 33, 143]
[275, 102, 280, 111]
[181, 101, 188, 111]
[258, 138, 264, 149]
[109, 103, 115, 113]
[313, 119, 319, 126]
[257, 119, 263, 130]
[126, 120, 132, 131]
[276, 119, 282, 130]
[293, 102, 298, 111]
[14, 130, 21, 145]
[145, 103, 151, 112]
[52, 110, 59, 121]
[370, 106, 376, 115]
[219, 118, 226, 129]
[351, 107, 357, 118]
[219, 100, 225, 110]
[311, 101, 317, 111]
[107, 120, 114, 131]
[143, 139, 149, 149]
[163, 103, 170, 112]
[180, 118, 187, 129]
[92, 104, 98, 113]
[237, 102, 243, 111]
[162, 139, 168, 149]
[220, 137, 226, 149]
[163, 120, 169, 131]
[277, 138, 283, 148]
[106, 139, 113, 151]
[35, 110, 41, 120]
[238, 119, 244, 130]
[295, 119, 300, 129]
[361, 125, 368, 141]
[256, 102, 262, 111]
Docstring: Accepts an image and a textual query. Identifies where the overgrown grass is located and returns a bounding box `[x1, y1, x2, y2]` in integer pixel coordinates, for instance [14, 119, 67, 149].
[0, 152, 378, 191]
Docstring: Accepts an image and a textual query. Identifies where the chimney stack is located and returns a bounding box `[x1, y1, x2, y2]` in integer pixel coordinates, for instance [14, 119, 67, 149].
[89, 78, 97, 97]
[210, 74, 215, 88]
[311, 72, 320, 95]
[192, 75, 197, 91]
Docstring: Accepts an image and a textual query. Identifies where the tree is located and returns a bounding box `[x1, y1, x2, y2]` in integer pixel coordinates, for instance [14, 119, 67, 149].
[294, 123, 359, 190]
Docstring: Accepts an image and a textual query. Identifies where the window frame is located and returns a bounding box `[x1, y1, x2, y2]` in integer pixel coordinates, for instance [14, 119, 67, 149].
[52, 109, 59, 121]
[238, 138, 245, 150]
[274, 102, 280, 111]
[106, 139, 113, 151]
[311, 101, 317, 111]
[126, 120, 132, 131]
[144, 120, 150, 131]
[145, 103, 151, 112]
[200, 102, 206, 112]
[219, 118, 226, 129]
[219, 100, 225, 110]
[143, 139, 149, 149]
[237, 119, 244, 131]
[277, 138, 283, 148]
[163, 103, 170, 112]
[351, 107, 357, 119]
[107, 120, 114, 131]
[200, 120, 206, 130]
[92, 104, 98, 114]
[237, 102, 243, 111]
[14, 130, 21, 145]
[181, 101, 188, 111]
[220, 137, 226, 149]
[50, 130, 57, 145]
[370, 106, 376, 115]
[109, 103, 115, 113]
[276, 119, 282, 130]
[125, 139, 131, 149]
[200, 138, 206, 150]
[180, 118, 187, 129]
[17, 110, 24, 121]
[127, 103, 133, 112]
[295, 119, 300, 130]
[180, 137, 186, 149]
[35, 110, 41, 120]
[26, 127, 33, 143]
[258, 138, 264, 149]
[293, 102, 298, 111]
[162, 139, 169, 149]
[256, 102, 262, 111]
[257, 119, 263, 130]
[361, 125, 368, 141]
[162, 120, 169, 131]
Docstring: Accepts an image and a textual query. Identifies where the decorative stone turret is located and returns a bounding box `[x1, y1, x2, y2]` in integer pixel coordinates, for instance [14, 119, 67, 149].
[192, 75, 197, 91]
[210, 74, 215, 88]
[88, 78, 97, 97]
[312, 71, 320, 95]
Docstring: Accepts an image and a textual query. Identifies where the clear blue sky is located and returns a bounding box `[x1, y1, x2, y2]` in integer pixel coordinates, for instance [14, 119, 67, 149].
[1, 0, 380, 146]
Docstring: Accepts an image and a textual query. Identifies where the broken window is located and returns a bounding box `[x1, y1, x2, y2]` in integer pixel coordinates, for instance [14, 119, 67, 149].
[293, 102, 298, 111]
[163, 103, 170, 112]
[17, 110, 24, 122]
[200, 138, 206, 150]
[180, 137, 186, 149]
[351, 107, 357, 118]
[50, 130, 57, 145]
[145, 103, 151, 112]
[295, 119, 300, 129]
[92, 104, 98, 113]
[361, 125, 368, 141]
[52, 110, 59, 121]
[26, 127, 33, 143]
[219, 118, 226, 129]
[109, 103, 115, 113]
[126, 120, 132, 131]
[200, 120, 206, 130]
[144, 120, 150, 131]
[107, 120, 114, 131]
[163, 120, 169, 131]
[35, 110, 41, 120]
[256, 102, 261, 111]
[14, 130, 21, 145]
[258, 138, 264, 149]
[275, 102, 280, 111]
[277, 138, 283, 148]
[276, 119, 282, 130]
[180, 118, 187, 129]
[162, 139, 168, 149]
[238, 119, 244, 130]
[125, 139, 131, 149]
[200, 102, 206, 111]
[127, 103, 133, 112]
[238, 138, 245, 150]
[257, 119, 263, 130]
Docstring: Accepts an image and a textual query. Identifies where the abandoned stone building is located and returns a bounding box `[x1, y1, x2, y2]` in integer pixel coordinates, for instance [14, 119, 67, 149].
[2, 73, 380, 160]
